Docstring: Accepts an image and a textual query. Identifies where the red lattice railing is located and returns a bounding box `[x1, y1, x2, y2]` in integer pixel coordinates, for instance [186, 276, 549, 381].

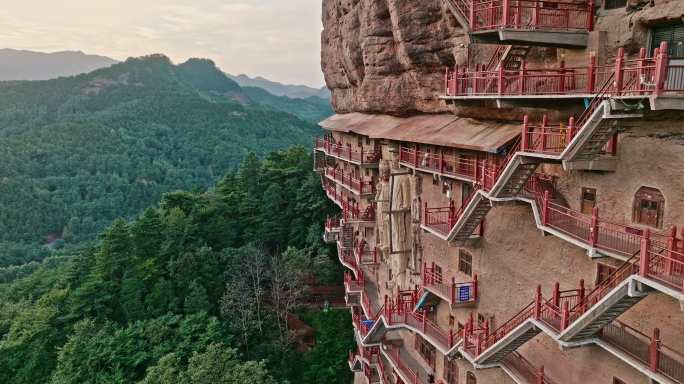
[422, 261, 478, 305]
[315, 137, 381, 165]
[398, 146, 478, 181]
[446, 43, 682, 98]
[325, 167, 375, 195]
[385, 345, 420, 384]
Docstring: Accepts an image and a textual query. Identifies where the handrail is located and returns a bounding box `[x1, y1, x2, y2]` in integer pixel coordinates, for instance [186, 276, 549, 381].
[446, 43, 682, 98]
[314, 137, 381, 164]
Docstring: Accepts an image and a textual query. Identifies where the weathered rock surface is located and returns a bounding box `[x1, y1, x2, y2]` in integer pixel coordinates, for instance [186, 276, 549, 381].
[321, 0, 466, 115]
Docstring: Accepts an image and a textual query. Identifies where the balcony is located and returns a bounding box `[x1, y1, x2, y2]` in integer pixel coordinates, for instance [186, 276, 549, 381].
[355, 238, 380, 266]
[324, 166, 376, 196]
[444, 43, 684, 108]
[445, 0, 593, 47]
[315, 137, 381, 167]
[421, 262, 478, 306]
[398, 145, 479, 182]
[344, 270, 365, 306]
[382, 344, 426, 384]
[323, 182, 376, 223]
[323, 216, 341, 244]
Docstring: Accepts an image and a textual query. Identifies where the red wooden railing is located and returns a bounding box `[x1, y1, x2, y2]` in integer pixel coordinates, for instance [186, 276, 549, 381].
[502, 352, 558, 384]
[463, 232, 684, 361]
[446, 43, 682, 98]
[325, 167, 375, 195]
[422, 261, 478, 305]
[398, 146, 479, 181]
[385, 345, 420, 384]
[315, 137, 382, 165]
[344, 269, 365, 293]
[325, 216, 340, 231]
[383, 291, 459, 350]
[601, 321, 684, 383]
[355, 238, 380, 265]
[324, 183, 376, 222]
[450, 0, 593, 32]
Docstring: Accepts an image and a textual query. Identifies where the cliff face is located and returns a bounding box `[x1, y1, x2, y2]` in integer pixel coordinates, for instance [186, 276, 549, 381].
[321, 0, 465, 116]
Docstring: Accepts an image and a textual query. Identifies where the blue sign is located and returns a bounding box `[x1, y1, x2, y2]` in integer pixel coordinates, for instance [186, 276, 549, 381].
[362, 320, 375, 329]
[457, 286, 471, 302]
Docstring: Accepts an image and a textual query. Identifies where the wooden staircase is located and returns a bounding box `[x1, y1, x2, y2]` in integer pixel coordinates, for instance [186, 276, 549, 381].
[480, 324, 541, 365]
[560, 282, 646, 343]
[451, 193, 491, 243]
[491, 157, 540, 198]
[341, 224, 354, 249]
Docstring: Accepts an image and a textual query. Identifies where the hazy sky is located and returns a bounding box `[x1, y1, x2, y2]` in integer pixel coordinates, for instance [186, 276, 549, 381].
[0, 0, 325, 87]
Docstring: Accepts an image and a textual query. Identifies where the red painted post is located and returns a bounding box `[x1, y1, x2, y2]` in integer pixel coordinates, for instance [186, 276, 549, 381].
[424, 201, 428, 225]
[590, 206, 599, 247]
[502, 0, 510, 26]
[451, 276, 456, 304]
[422, 261, 427, 283]
[422, 309, 427, 333]
[542, 190, 550, 226]
[654, 41, 669, 96]
[587, 0, 595, 31]
[449, 328, 454, 348]
[519, 61, 527, 95]
[498, 65, 504, 95]
[431, 261, 436, 284]
[483, 318, 490, 339]
[639, 229, 652, 277]
[666, 226, 676, 276]
[649, 328, 661, 372]
[473, 274, 478, 301]
[587, 53, 596, 94]
[607, 132, 618, 156]
[440, 149, 445, 173]
[469, 2, 476, 31]
[360, 143, 364, 164]
[567, 116, 576, 144]
[637, 48, 647, 95]
[541, 115, 548, 152]
[534, 285, 542, 319]
[552, 282, 560, 307]
[444, 67, 449, 95]
[521, 115, 529, 151]
[561, 301, 569, 330]
[414, 143, 419, 167]
[559, 60, 566, 94]
[533, 0, 540, 27]
[615, 48, 625, 95]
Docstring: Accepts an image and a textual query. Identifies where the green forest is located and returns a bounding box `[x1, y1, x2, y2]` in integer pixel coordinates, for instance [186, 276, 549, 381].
[0, 147, 354, 383]
[0, 54, 331, 268]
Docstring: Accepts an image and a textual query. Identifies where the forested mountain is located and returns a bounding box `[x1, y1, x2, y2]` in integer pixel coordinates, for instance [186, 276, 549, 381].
[0, 147, 353, 384]
[0, 55, 330, 267]
[0, 49, 119, 80]
[227, 73, 330, 100]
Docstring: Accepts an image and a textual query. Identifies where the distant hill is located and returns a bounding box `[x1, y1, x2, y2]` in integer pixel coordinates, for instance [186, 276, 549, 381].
[227, 73, 331, 100]
[0, 54, 323, 266]
[0, 49, 119, 80]
[242, 86, 333, 124]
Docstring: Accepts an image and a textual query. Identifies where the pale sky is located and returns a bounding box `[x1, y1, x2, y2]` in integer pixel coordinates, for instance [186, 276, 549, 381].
[0, 0, 325, 87]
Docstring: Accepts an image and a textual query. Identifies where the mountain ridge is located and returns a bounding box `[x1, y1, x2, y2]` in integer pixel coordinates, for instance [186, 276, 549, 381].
[227, 73, 330, 100]
[0, 48, 119, 81]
